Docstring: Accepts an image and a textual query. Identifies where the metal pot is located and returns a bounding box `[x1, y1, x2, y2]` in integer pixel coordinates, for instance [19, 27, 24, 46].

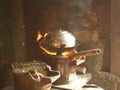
[37, 29, 79, 54]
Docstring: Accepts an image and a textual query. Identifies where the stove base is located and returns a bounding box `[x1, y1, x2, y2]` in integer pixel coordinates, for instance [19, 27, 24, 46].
[52, 84, 104, 90]
[52, 73, 92, 89]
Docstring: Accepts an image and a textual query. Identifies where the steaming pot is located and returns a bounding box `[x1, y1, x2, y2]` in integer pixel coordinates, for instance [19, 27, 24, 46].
[37, 29, 101, 85]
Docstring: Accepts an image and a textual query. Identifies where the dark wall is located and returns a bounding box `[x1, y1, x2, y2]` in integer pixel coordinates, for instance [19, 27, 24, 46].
[23, 0, 111, 71]
[0, 0, 14, 60]
[0, 0, 15, 89]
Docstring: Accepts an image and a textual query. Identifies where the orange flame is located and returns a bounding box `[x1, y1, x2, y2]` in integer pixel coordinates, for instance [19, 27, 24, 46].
[62, 51, 72, 56]
[40, 45, 72, 56]
[37, 31, 72, 56]
[40, 45, 57, 55]
[44, 33, 48, 37]
[36, 31, 42, 42]
[36, 31, 49, 42]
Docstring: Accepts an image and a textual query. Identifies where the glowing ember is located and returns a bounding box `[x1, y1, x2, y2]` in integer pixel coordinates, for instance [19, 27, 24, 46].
[62, 51, 72, 56]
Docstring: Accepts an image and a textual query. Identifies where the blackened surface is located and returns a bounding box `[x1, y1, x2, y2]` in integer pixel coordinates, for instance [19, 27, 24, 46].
[0, 0, 14, 89]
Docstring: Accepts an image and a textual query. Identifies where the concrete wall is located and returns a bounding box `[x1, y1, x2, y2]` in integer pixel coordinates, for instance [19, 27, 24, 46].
[92, 0, 111, 72]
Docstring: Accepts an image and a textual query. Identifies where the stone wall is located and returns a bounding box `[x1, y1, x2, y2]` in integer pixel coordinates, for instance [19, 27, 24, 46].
[111, 0, 120, 89]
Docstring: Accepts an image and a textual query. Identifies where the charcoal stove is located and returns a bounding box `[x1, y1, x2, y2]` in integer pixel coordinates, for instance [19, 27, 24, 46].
[36, 29, 101, 87]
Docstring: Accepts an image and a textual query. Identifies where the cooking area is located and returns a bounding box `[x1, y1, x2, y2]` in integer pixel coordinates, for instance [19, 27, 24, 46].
[0, 0, 120, 90]
[36, 29, 101, 85]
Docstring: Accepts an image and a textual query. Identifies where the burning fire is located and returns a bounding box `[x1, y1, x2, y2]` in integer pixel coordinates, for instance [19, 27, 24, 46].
[62, 51, 72, 56]
[40, 45, 72, 56]
[36, 31, 48, 42]
[36, 31, 42, 42]
[36, 31, 72, 56]
[40, 45, 57, 55]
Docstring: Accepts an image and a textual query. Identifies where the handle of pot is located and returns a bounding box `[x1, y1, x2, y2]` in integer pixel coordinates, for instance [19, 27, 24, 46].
[28, 70, 43, 82]
[69, 49, 101, 60]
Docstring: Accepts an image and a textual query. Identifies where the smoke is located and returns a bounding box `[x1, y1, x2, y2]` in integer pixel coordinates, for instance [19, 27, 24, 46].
[38, 0, 94, 33]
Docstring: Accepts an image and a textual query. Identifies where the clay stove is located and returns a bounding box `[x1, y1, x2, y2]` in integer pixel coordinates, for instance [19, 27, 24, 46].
[36, 29, 102, 89]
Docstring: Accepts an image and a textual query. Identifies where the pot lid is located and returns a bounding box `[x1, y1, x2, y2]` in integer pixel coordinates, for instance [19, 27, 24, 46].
[45, 29, 76, 48]
[37, 29, 79, 54]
